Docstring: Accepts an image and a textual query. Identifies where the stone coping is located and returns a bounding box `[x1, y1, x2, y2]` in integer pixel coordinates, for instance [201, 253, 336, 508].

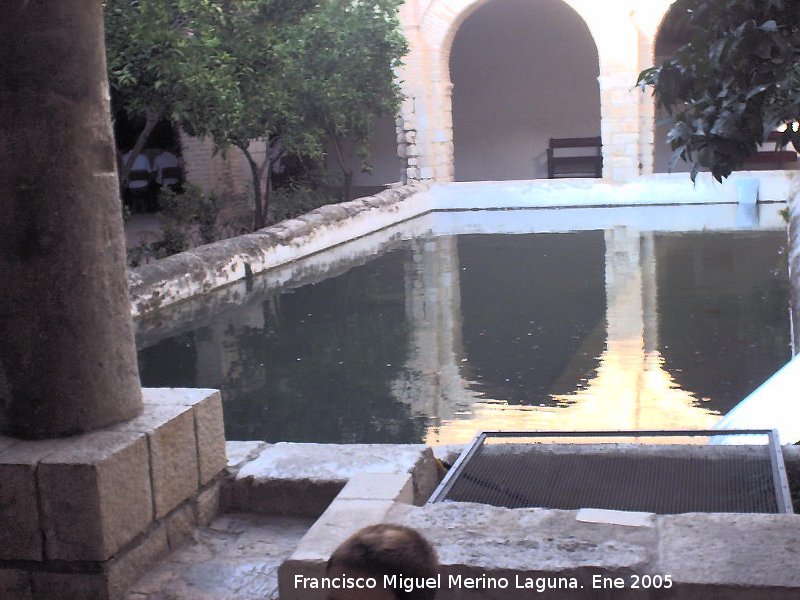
[381, 502, 800, 599]
[223, 442, 440, 518]
[129, 172, 798, 318]
[128, 183, 430, 316]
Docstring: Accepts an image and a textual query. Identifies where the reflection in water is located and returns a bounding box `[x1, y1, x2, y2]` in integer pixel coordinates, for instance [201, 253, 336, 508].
[137, 220, 790, 445]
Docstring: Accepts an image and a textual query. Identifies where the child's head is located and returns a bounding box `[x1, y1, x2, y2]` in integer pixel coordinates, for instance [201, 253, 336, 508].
[326, 524, 439, 600]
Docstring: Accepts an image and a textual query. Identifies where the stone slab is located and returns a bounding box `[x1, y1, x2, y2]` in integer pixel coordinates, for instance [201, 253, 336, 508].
[656, 513, 800, 589]
[290, 499, 396, 562]
[236, 443, 429, 483]
[223, 477, 345, 518]
[387, 502, 657, 573]
[336, 472, 414, 503]
[141, 387, 218, 407]
[38, 431, 153, 562]
[226, 441, 269, 470]
[230, 443, 435, 515]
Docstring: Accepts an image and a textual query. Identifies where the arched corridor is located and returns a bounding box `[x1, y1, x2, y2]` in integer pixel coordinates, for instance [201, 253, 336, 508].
[449, 0, 601, 181]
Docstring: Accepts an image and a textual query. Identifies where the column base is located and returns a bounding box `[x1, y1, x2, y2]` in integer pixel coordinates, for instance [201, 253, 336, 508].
[0, 389, 226, 600]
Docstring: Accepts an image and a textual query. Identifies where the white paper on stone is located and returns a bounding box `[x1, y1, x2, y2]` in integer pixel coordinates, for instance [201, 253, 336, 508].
[576, 508, 655, 528]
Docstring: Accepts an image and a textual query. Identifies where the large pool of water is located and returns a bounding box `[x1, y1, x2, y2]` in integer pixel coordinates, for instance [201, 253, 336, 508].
[135, 204, 791, 445]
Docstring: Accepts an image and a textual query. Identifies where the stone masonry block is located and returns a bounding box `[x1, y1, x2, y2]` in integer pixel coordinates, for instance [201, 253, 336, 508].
[149, 409, 197, 518]
[38, 431, 152, 562]
[337, 472, 414, 504]
[0, 568, 33, 600]
[111, 402, 200, 518]
[164, 502, 197, 550]
[106, 523, 169, 599]
[194, 480, 222, 525]
[0, 439, 71, 561]
[33, 523, 168, 600]
[31, 571, 107, 600]
[192, 391, 226, 485]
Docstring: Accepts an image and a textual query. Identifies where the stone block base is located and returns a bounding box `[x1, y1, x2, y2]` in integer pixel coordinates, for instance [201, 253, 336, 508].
[0, 389, 226, 600]
[224, 442, 439, 519]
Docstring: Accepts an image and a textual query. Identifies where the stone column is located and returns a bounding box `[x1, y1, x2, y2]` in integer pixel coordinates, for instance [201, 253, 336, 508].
[0, 0, 143, 438]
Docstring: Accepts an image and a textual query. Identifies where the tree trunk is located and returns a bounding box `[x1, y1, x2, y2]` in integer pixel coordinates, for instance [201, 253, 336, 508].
[238, 143, 264, 230]
[263, 142, 285, 222]
[0, 0, 143, 438]
[120, 106, 161, 187]
[331, 136, 354, 202]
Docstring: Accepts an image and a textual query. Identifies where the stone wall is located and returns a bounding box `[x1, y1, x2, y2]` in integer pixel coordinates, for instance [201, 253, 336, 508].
[128, 183, 429, 316]
[397, 0, 676, 185]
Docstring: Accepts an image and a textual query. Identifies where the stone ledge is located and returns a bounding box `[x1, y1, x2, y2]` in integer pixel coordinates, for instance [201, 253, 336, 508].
[128, 183, 429, 317]
[224, 442, 439, 517]
[382, 503, 800, 600]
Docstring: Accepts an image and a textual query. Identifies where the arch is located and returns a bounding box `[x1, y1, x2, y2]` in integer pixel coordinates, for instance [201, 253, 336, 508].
[447, 0, 601, 180]
[399, 0, 652, 183]
[651, 1, 692, 173]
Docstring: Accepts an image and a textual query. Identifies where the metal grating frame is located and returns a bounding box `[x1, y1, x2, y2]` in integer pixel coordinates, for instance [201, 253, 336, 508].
[429, 430, 794, 514]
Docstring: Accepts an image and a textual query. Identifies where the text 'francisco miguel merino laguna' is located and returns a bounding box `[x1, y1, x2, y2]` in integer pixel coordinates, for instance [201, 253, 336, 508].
[294, 573, 582, 593]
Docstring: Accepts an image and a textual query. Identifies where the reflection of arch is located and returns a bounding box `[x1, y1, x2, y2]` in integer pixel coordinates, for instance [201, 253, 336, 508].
[449, 0, 601, 181]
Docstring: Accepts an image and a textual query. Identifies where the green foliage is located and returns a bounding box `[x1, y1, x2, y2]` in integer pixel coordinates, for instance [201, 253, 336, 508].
[105, 0, 237, 182]
[155, 184, 218, 256]
[638, 0, 800, 181]
[296, 0, 407, 198]
[108, 0, 408, 228]
[271, 182, 336, 223]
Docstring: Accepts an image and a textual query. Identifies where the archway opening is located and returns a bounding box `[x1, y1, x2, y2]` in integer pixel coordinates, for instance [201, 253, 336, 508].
[449, 0, 601, 181]
[652, 2, 691, 173]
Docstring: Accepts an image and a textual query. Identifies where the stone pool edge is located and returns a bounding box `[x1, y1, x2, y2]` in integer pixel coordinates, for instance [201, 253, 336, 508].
[129, 172, 800, 321]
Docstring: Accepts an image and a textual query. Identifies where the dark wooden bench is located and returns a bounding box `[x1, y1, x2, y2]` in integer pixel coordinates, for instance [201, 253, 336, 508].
[547, 136, 603, 179]
[742, 131, 798, 168]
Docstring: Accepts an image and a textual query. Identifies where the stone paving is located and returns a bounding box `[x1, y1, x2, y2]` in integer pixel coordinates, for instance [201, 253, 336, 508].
[125, 513, 313, 600]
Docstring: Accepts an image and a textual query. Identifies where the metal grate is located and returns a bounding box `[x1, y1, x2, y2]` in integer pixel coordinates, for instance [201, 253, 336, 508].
[429, 430, 793, 514]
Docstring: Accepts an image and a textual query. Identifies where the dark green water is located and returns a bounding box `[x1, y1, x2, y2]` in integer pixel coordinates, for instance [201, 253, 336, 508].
[136, 227, 790, 444]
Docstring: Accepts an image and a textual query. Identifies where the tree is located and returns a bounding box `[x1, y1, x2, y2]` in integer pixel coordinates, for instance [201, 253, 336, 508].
[638, 0, 800, 181]
[297, 0, 407, 202]
[105, 0, 236, 185]
[194, 0, 323, 230]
